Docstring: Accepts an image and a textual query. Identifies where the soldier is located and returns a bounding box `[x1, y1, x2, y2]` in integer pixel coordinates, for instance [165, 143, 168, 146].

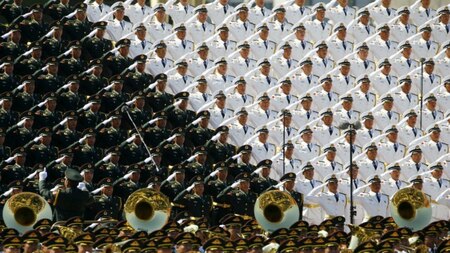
[226, 77, 254, 111]
[331, 59, 354, 96]
[100, 75, 129, 113]
[410, 25, 439, 60]
[80, 164, 95, 192]
[271, 43, 297, 79]
[81, 21, 113, 61]
[43, 0, 71, 21]
[420, 94, 444, 130]
[1, 0, 28, 23]
[33, 92, 62, 129]
[311, 41, 335, 78]
[248, 0, 272, 24]
[423, 163, 450, 221]
[57, 75, 86, 112]
[306, 174, 347, 220]
[122, 55, 152, 95]
[208, 91, 233, 129]
[52, 111, 81, 149]
[113, 166, 142, 203]
[313, 144, 343, 180]
[147, 4, 173, 42]
[269, 110, 298, 147]
[381, 163, 407, 197]
[186, 5, 215, 45]
[125, 0, 152, 25]
[410, 0, 436, 25]
[119, 129, 146, 166]
[165, 92, 196, 129]
[79, 60, 108, 96]
[46, 148, 76, 183]
[357, 143, 386, 180]
[248, 92, 277, 127]
[140, 148, 167, 183]
[420, 125, 448, 164]
[204, 162, 230, 224]
[368, 24, 398, 62]
[246, 58, 276, 96]
[205, 57, 234, 94]
[146, 40, 174, 76]
[280, 172, 303, 219]
[305, 4, 333, 43]
[292, 60, 318, 95]
[160, 127, 191, 166]
[184, 146, 211, 182]
[294, 126, 321, 163]
[167, 60, 193, 95]
[228, 108, 255, 147]
[267, 6, 292, 45]
[228, 144, 255, 179]
[311, 75, 339, 113]
[86, 0, 111, 23]
[58, 42, 87, 78]
[174, 175, 213, 219]
[217, 172, 257, 218]
[347, 9, 375, 44]
[34, 57, 64, 96]
[351, 77, 376, 116]
[333, 94, 360, 127]
[123, 91, 151, 129]
[160, 164, 186, 202]
[103, 39, 133, 78]
[70, 128, 103, 166]
[250, 159, 277, 194]
[334, 129, 362, 165]
[0, 48, 24, 86]
[431, 7, 450, 44]
[349, 43, 375, 77]
[377, 126, 406, 164]
[104, 3, 132, 42]
[94, 147, 124, 182]
[166, 0, 194, 25]
[412, 59, 441, 95]
[5, 111, 35, 150]
[62, 3, 91, 41]
[1, 147, 29, 183]
[40, 21, 66, 60]
[373, 95, 400, 131]
[399, 146, 428, 182]
[398, 110, 423, 147]
[206, 0, 234, 25]
[18, 4, 48, 43]
[0, 92, 19, 129]
[146, 74, 173, 113]
[353, 175, 389, 222]
[390, 7, 417, 43]
[370, 0, 396, 25]
[391, 76, 418, 115]
[312, 109, 339, 147]
[328, 0, 355, 25]
[166, 24, 193, 61]
[185, 111, 214, 148]
[205, 126, 236, 165]
[95, 110, 127, 149]
[187, 44, 212, 78]
[208, 25, 237, 60]
[250, 126, 276, 164]
[143, 111, 170, 148]
[77, 95, 106, 131]
[328, 24, 353, 62]
[248, 23, 276, 61]
[227, 4, 254, 43]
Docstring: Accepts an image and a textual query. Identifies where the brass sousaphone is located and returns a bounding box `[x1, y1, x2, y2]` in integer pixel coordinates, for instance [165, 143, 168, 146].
[124, 188, 171, 233]
[2, 192, 53, 233]
[390, 187, 432, 231]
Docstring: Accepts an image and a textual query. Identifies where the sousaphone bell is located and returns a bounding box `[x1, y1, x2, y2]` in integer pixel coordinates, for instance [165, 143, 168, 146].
[390, 187, 432, 231]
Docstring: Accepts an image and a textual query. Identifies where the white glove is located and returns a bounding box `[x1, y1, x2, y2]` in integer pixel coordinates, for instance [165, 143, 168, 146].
[209, 170, 219, 178]
[16, 83, 25, 90]
[59, 118, 68, 126]
[37, 99, 48, 107]
[211, 133, 221, 141]
[38, 170, 48, 181]
[186, 154, 197, 163]
[55, 156, 65, 163]
[61, 83, 71, 89]
[126, 98, 136, 106]
[231, 181, 240, 188]
[146, 118, 159, 126]
[5, 155, 17, 163]
[190, 117, 202, 126]
[144, 157, 152, 164]
[22, 11, 33, 18]
[26, 170, 38, 180]
[123, 171, 134, 180]
[78, 136, 87, 144]
[103, 83, 114, 91]
[1, 188, 13, 197]
[166, 135, 176, 142]
[82, 102, 93, 110]
[186, 184, 195, 192]
[91, 186, 105, 194]
[166, 172, 177, 181]
[16, 118, 26, 127]
[50, 185, 62, 192]
[101, 117, 113, 125]
[252, 167, 263, 175]
[126, 135, 136, 143]
[33, 136, 41, 143]
[127, 62, 138, 70]
[147, 81, 158, 90]
[102, 153, 112, 162]
[77, 182, 88, 191]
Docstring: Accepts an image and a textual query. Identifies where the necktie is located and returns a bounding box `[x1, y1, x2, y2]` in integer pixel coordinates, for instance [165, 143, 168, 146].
[331, 162, 335, 171]
[354, 180, 358, 188]
[202, 23, 206, 31]
[261, 8, 265, 16]
[141, 41, 146, 49]
[287, 127, 291, 135]
[365, 93, 369, 101]
[287, 59, 291, 68]
[386, 76, 391, 84]
[184, 5, 188, 13]
[373, 160, 378, 169]
[99, 4, 102, 12]
[394, 143, 398, 152]
[307, 75, 311, 84]
[141, 7, 145, 14]
[323, 59, 327, 67]
[437, 142, 442, 151]
[386, 41, 390, 49]
[307, 111, 310, 119]
[243, 125, 248, 134]
[425, 8, 430, 17]
[405, 25, 409, 33]
[161, 59, 166, 67]
[202, 93, 207, 101]
[364, 60, 368, 69]
[222, 75, 226, 82]
[446, 24, 449, 33]
[342, 41, 347, 50]
[430, 75, 434, 83]
[412, 128, 417, 137]
[387, 8, 391, 15]
[345, 76, 349, 84]
[301, 40, 305, 49]
[396, 181, 400, 189]
[365, 26, 370, 34]
[407, 93, 411, 102]
[310, 180, 314, 188]
[321, 22, 325, 29]
[432, 111, 436, 119]
[335, 194, 339, 202]
[120, 21, 124, 30]
[376, 193, 381, 202]
[224, 42, 227, 50]
[245, 58, 249, 67]
[426, 41, 430, 50]
[343, 7, 347, 16]
[182, 40, 186, 49]
[347, 111, 351, 119]
[416, 163, 420, 172]
[221, 109, 225, 118]
[244, 22, 247, 31]
[287, 95, 291, 103]
[299, 6, 304, 14]
[203, 60, 207, 69]
[438, 179, 442, 188]
[327, 92, 331, 101]
[266, 76, 270, 84]
[242, 94, 247, 102]
[265, 110, 269, 118]
[182, 75, 187, 83]
[329, 127, 333, 135]
[308, 143, 312, 152]
[281, 23, 284, 31]
[407, 59, 411, 67]
[223, 5, 227, 14]
[290, 160, 294, 168]
[264, 40, 268, 49]
[368, 129, 373, 138]
[161, 23, 165, 30]
[264, 143, 268, 151]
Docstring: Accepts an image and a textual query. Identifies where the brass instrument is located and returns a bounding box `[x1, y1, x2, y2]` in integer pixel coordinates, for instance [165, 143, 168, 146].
[390, 187, 432, 231]
[2, 192, 52, 234]
[347, 224, 378, 250]
[254, 190, 299, 232]
[124, 188, 171, 233]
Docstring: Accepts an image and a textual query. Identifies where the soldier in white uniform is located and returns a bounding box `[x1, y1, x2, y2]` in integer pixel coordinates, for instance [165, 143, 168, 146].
[105, 3, 133, 42]
[271, 78, 298, 112]
[410, 25, 439, 60]
[398, 110, 423, 145]
[205, 57, 234, 93]
[381, 164, 407, 197]
[410, 0, 436, 26]
[291, 94, 319, 130]
[270, 42, 298, 78]
[352, 76, 377, 115]
[290, 58, 319, 96]
[269, 110, 298, 147]
[411, 59, 441, 95]
[128, 23, 153, 59]
[250, 126, 276, 164]
[356, 113, 381, 148]
[353, 175, 390, 222]
[436, 79, 450, 112]
[306, 174, 348, 221]
[370, 0, 397, 25]
[87, 0, 111, 23]
[186, 5, 215, 45]
[370, 59, 398, 96]
[331, 59, 355, 97]
[228, 108, 255, 147]
[248, 0, 272, 25]
[272, 141, 302, 180]
[314, 144, 344, 179]
[333, 94, 360, 127]
[390, 7, 417, 43]
[296, 163, 323, 224]
[420, 125, 449, 164]
[146, 41, 174, 76]
[313, 109, 340, 147]
[347, 9, 375, 44]
[368, 24, 398, 62]
[247, 58, 278, 96]
[188, 43, 212, 77]
[423, 162, 450, 221]
[357, 143, 386, 180]
[327, 0, 356, 26]
[226, 77, 254, 111]
[268, 6, 293, 44]
[391, 76, 418, 115]
[420, 94, 444, 130]
[390, 41, 419, 77]
[328, 23, 353, 61]
[311, 41, 335, 77]
[285, 0, 311, 24]
[335, 129, 362, 166]
[166, 23, 194, 60]
[349, 43, 376, 77]
[125, 0, 152, 25]
[228, 41, 257, 78]
[289, 23, 314, 61]
[399, 146, 428, 182]
[377, 126, 406, 164]
[188, 76, 212, 112]
[166, 0, 195, 25]
[248, 23, 277, 61]
[146, 4, 173, 43]
[208, 91, 234, 129]
[294, 126, 321, 163]
[167, 60, 193, 95]
[431, 7, 450, 45]
[248, 93, 278, 128]
[228, 4, 255, 43]
[208, 24, 237, 59]
[206, 0, 234, 26]
[304, 3, 333, 43]
[311, 75, 339, 112]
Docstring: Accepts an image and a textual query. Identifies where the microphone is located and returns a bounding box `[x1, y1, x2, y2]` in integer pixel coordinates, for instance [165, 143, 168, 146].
[338, 121, 362, 130]
[121, 105, 130, 113]
[419, 58, 425, 63]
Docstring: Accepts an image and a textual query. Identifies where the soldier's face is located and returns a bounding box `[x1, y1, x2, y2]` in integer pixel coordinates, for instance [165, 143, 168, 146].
[281, 84, 291, 94]
[421, 31, 431, 41]
[359, 15, 369, 25]
[239, 180, 249, 192]
[344, 133, 355, 143]
[258, 132, 268, 143]
[48, 64, 58, 75]
[400, 82, 411, 93]
[176, 30, 186, 40]
[445, 83, 450, 92]
[75, 11, 86, 21]
[303, 169, 314, 179]
[431, 169, 443, 179]
[366, 149, 377, 160]
[53, 28, 63, 39]
[196, 83, 207, 93]
[342, 101, 352, 111]
[387, 132, 398, 142]
[316, 10, 325, 20]
[255, 0, 265, 6]
[236, 83, 246, 94]
[379, 30, 390, 41]
[194, 183, 204, 195]
[381, 0, 391, 7]
[275, 11, 285, 22]
[155, 10, 166, 21]
[390, 170, 400, 180]
[327, 182, 338, 193]
[46, 100, 57, 111]
[238, 10, 248, 21]
[259, 29, 269, 40]
[115, 9, 125, 20]
[421, 0, 430, 7]
[41, 135, 52, 145]
[284, 181, 294, 190]
[15, 155, 26, 165]
[11, 30, 21, 43]
[175, 172, 185, 183]
[86, 136, 95, 146]
[424, 64, 434, 74]
[31, 48, 42, 59]
[340, 65, 350, 76]
[156, 118, 167, 127]
[32, 11, 42, 21]
[326, 151, 336, 161]
[96, 28, 105, 38]
[63, 156, 72, 165]
[219, 30, 229, 41]
[119, 46, 129, 57]
[238, 114, 248, 125]
[260, 65, 270, 76]
[285, 148, 294, 158]
[357, 49, 368, 60]
[111, 118, 121, 128]
[295, 29, 306, 40]
[426, 99, 436, 110]
[156, 48, 166, 58]
[411, 152, 422, 163]
[317, 48, 327, 58]
[338, 0, 348, 7]
[239, 48, 250, 59]
[382, 101, 393, 110]
[322, 81, 332, 92]
[261, 167, 270, 177]
[4, 248, 21, 253]
[177, 66, 187, 75]
[83, 170, 94, 182]
[23, 242, 38, 253]
[179, 99, 188, 110]
[282, 116, 292, 126]
[24, 118, 34, 129]
[336, 29, 346, 40]
[136, 29, 146, 40]
[430, 131, 440, 142]
[196, 153, 207, 163]
[302, 64, 312, 75]
[3, 64, 13, 75]
[360, 81, 370, 92]
[283, 48, 292, 58]
[197, 12, 208, 23]
[301, 132, 312, 143]
[175, 135, 185, 145]
[198, 49, 209, 60]
[217, 64, 227, 75]
[259, 99, 270, 110]
[218, 132, 228, 143]
[156, 81, 167, 91]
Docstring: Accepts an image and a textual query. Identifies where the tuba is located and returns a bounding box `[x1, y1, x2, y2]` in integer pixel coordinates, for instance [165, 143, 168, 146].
[2, 192, 52, 234]
[254, 190, 299, 232]
[390, 187, 432, 231]
[124, 188, 171, 233]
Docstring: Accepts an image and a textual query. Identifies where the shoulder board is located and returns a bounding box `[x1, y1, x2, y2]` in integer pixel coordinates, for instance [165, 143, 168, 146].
[399, 143, 406, 148]
[249, 22, 255, 26]
[230, 40, 237, 44]
[268, 40, 276, 46]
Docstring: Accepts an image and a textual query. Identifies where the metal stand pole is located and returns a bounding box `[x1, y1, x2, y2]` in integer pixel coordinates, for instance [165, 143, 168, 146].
[419, 58, 424, 130]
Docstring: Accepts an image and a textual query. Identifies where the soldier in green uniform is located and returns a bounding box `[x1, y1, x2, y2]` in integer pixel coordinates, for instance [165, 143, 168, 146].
[95, 110, 127, 149]
[185, 111, 214, 148]
[143, 111, 170, 148]
[57, 75, 86, 112]
[87, 177, 122, 220]
[23, 164, 44, 194]
[24, 127, 58, 167]
[14, 42, 43, 76]
[33, 92, 62, 129]
[41, 21, 66, 59]
[52, 111, 81, 149]
[0, 92, 19, 129]
[204, 162, 231, 225]
[43, 0, 71, 21]
[122, 54, 153, 94]
[119, 129, 146, 165]
[81, 21, 113, 62]
[103, 38, 133, 78]
[184, 146, 211, 182]
[58, 41, 87, 78]
[1, 147, 29, 183]
[34, 57, 64, 95]
[279, 172, 303, 220]
[70, 128, 103, 166]
[205, 126, 236, 165]
[113, 165, 142, 203]
[160, 164, 186, 202]
[5, 111, 35, 150]
[79, 59, 108, 96]
[174, 175, 213, 220]
[250, 159, 278, 195]
[145, 74, 173, 112]
[94, 146, 124, 182]
[0, 56, 20, 93]
[228, 145, 255, 179]
[138, 147, 168, 183]
[45, 147, 77, 183]
[62, 3, 91, 41]
[76, 95, 106, 130]
[11, 76, 40, 113]
[100, 75, 129, 113]
[17, 4, 48, 43]
[0, 25, 26, 58]
[123, 91, 152, 129]
[165, 92, 196, 129]
[0, 0, 29, 23]
[160, 127, 191, 166]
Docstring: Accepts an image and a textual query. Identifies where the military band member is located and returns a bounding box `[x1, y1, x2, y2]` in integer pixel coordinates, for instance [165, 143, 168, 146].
[353, 175, 389, 222]
[174, 175, 213, 219]
[217, 172, 257, 218]
[113, 166, 142, 203]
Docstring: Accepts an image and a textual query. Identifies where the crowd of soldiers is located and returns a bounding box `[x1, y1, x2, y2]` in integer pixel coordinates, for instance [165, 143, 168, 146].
[0, 0, 450, 251]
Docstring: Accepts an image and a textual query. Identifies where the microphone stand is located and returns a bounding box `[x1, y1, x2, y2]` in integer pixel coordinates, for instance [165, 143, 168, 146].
[419, 58, 425, 130]
[282, 111, 286, 175]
